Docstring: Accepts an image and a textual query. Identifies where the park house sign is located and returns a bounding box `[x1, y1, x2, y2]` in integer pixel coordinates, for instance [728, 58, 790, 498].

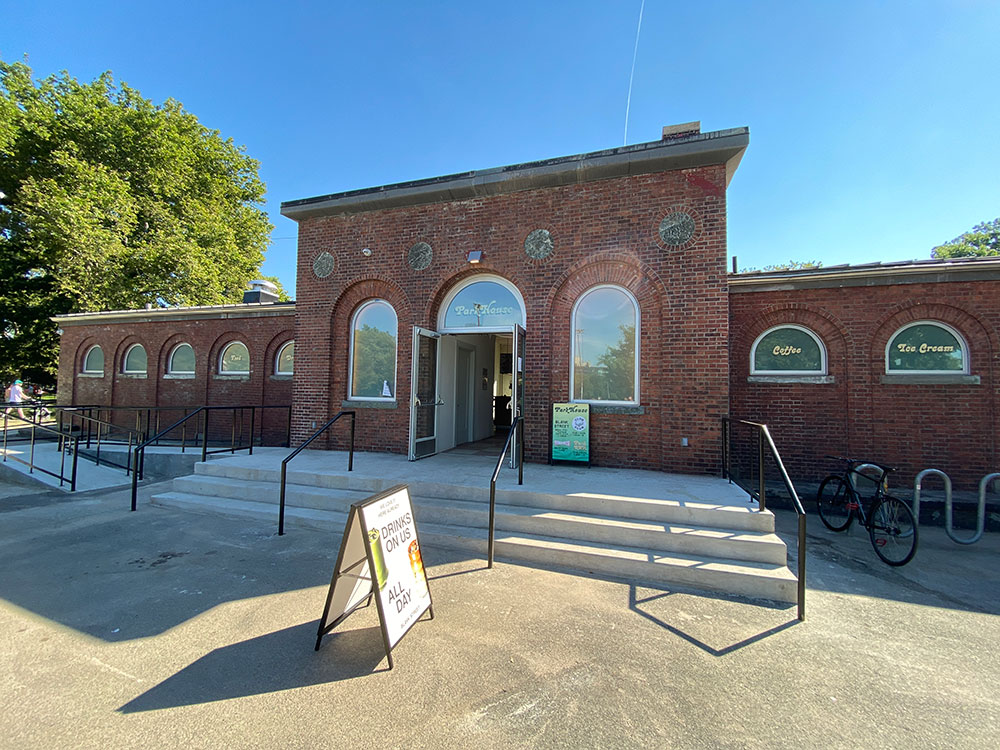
[442, 279, 523, 329]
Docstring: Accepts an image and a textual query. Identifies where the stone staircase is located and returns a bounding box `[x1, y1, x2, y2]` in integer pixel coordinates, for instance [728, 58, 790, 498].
[151, 460, 798, 604]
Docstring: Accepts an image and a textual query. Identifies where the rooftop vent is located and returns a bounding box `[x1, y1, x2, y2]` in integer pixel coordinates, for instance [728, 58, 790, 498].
[243, 279, 280, 304]
[662, 121, 701, 140]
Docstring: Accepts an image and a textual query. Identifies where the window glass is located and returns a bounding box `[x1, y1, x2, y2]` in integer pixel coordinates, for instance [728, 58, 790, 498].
[887, 323, 965, 372]
[83, 346, 104, 373]
[572, 286, 637, 403]
[752, 327, 824, 373]
[443, 280, 523, 330]
[351, 301, 397, 398]
[124, 345, 147, 373]
[276, 342, 294, 374]
[220, 342, 250, 374]
[169, 343, 195, 374]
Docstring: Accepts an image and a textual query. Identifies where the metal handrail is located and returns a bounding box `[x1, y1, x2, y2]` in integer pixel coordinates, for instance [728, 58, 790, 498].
[278, 411, 356, 535]
[56, 409, 143, 474]
[488, 416, 524, 569]
[130, 404, 292, 512]
[2, 410, 80, 490]
[721, 417, 806, 621]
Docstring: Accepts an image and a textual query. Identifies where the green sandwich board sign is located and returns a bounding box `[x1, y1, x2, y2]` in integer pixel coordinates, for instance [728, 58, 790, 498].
[551, 403, 590, 464]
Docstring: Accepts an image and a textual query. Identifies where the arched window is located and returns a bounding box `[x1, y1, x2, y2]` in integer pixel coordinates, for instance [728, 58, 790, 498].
[275, 341, 294, 375]
[350, 300, 397, 399]
[438, 275, 526, 332]
[168, 343, 195, 375]
[83, 345, 104, 374]
[123, 344, 147, 374]
[571, 285, 639, 404]
[219, 341, 250, 375]
[751, 325, 827, 375]
[886, 321, 968, 374]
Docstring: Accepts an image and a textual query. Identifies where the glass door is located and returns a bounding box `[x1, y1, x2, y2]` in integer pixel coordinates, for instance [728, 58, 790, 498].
[409, 327, 442, 460]
[510, 323, 526, 468]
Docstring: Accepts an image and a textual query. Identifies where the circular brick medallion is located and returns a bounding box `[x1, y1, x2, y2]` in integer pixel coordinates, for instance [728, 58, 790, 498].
[658, 212, 696, 246]
[524, 229, 554, 260]
[408, 242, 433, 271]
[312, 251, 335, 278]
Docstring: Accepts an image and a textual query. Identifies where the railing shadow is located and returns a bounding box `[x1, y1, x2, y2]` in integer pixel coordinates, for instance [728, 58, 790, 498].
[118, 621, 388, 713]
[628, 585, 799, 657]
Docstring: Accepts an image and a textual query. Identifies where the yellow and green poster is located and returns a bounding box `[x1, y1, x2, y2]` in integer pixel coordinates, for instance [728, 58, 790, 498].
[551, 403, 590, 463]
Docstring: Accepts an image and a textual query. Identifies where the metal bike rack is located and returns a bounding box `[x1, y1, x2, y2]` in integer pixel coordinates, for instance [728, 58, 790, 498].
[913, 468, 951, 528]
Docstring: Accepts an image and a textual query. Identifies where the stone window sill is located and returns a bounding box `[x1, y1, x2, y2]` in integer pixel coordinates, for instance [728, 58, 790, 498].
[164, 373, 195, 380]
[342, 400, 398, 409]
[119, 373, 147, 379]
[748, 375, 835, 384]
[214, 374, 251, 381]
[270, 374, 293, 381]
[880, 374, 980, 385]
[78, 372, 105, 378]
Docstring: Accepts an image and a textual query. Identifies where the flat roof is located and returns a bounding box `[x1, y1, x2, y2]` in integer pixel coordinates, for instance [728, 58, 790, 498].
[729, 255, 1000, 292]
[281, 127, 749, 221]
[53, 301, 295, 326]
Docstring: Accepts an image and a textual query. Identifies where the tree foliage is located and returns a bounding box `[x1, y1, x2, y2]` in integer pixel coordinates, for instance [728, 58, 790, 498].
[0, 60, 274, 385]
[931, 218, 1000, 258]
[738, 260, 823, 273]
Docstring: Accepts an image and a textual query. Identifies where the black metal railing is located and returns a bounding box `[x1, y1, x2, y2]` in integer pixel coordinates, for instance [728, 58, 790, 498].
[130, 405, 292, 511]
[488, 416, 524, 568]
[721, 417, 806, 621]
[55, 409, 144, 474]
[278, 411, 356, 535]
[2, 409, 80, 490]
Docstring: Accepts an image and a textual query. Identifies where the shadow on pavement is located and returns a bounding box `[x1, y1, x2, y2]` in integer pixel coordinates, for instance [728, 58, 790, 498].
[118, 621, 388, 713]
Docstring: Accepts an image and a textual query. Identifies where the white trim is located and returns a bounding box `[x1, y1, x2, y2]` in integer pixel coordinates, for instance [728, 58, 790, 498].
[122, 343, 148, 374]
[348, 299, 397, 401]
[82, 345, 104, 374]
[218, 341, 251, 375]
[750, 324, 827, 376]
[275, 340, 294, 375]
[570, 284, 640, 406]
[437, 274, 527, 333]
[167, 342, 195, 375]
[885, 320, 969, 375]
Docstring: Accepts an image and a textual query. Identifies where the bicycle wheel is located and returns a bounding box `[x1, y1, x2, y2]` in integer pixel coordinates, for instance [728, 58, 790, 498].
[816, 475, 853, 531]
[869, 496, 918, 566]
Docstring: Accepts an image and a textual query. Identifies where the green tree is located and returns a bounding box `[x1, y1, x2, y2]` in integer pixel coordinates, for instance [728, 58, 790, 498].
[931, 218, 1000, 258]
[0, 60, 274, 386]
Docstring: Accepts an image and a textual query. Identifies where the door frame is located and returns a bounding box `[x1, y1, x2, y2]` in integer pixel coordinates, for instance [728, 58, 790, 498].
[408, 326, 442, 461]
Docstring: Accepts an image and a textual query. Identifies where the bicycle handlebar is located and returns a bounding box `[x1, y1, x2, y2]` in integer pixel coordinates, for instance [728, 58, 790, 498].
[825, 455, 897, 473]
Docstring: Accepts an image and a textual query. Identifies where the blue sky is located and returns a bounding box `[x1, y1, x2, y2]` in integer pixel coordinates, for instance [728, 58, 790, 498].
[4, 1, 999, 296]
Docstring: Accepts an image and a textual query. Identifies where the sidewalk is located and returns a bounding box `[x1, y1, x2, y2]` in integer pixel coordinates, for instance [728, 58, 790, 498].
[1, 478, 997, 748]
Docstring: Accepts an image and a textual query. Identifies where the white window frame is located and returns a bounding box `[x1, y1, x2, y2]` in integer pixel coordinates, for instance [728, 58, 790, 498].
[570, 284, 640, 406]
[218, 341, 251, 375]
[167, 343, 195, 375]
[750, 324, 828, 376]
[885, 320, 969, 375]
[348, 300, 397, 401]
[82, 345, 105, 374]
[275, 341, 294, 375]
[437, 274, 527, 333]
[122, 344, 148, 374]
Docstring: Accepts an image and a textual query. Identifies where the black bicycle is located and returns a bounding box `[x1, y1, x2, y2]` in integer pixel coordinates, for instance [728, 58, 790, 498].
[816, 456, 918, 566]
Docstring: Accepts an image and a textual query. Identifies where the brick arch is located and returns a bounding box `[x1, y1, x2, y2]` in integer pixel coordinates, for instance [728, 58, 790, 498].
[263, 329, 296, 377]
[76, 337, 107, 374]
[114, 336, 150, 375]
[158, 333, 198, 376]
[207, 332, 254, 376]
[869, 302, 998, 374]
[426, 266, 529, 331]
[731, 304, 852, 379]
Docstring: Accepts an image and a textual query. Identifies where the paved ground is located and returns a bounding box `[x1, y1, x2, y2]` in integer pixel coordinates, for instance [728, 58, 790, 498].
[1, 477, 998, 749]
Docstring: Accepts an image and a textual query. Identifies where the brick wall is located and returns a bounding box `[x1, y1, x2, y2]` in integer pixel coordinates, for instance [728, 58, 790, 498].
[293, 166, 732, 472]
[729, 279, 1000, 491]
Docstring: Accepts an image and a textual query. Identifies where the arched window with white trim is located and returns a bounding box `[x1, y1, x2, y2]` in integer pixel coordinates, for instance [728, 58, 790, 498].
[275, 341, 294, 375]
[438, 275, 526, 332]
[571, 285, 639, 404]
[123, 344, 147, 374]
[886, 321, 968, 374]
[168, 343, 195, 375]
[219, 341, 250, 375]
[83, 345, 104, 374]
[751, 325, 827, 375]
[349, 301, 397, 399]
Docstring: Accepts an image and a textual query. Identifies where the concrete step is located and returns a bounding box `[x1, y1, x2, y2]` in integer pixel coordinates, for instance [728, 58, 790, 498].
[190, 460, 774, 532]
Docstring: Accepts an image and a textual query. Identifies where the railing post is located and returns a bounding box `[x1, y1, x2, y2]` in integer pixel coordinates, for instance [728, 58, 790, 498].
[249, 406, 256, 456]
[278, 462, 287, 536]
[131, 446, 140, 511]
[488, 482, 496, 569]
[349, 412, 355, 471]
[231, 407, 237, 453]
[286, 406, 292, 448]
[29, 422, 37, 473]
[518, 418, 523, 486]
[202, 410, 210, 463]
[70, 436, 79, 492]
[757, 429, 766, 512]
[797, 513, 806, 621]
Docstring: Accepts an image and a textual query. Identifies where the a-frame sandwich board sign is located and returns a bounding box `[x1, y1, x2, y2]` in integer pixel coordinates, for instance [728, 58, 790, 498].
[314, 484, 433, 669]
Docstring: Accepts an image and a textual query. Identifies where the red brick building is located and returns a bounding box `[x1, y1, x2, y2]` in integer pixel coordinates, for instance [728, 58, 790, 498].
[53, 124, 1000, 491]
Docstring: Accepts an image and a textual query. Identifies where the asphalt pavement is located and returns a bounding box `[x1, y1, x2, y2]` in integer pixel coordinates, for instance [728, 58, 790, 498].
[1, 478, 997, 749]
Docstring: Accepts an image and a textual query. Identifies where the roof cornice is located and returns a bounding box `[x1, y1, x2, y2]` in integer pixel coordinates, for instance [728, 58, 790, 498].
[281, 127, 749, 221]
[52, 302, 295, 326]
